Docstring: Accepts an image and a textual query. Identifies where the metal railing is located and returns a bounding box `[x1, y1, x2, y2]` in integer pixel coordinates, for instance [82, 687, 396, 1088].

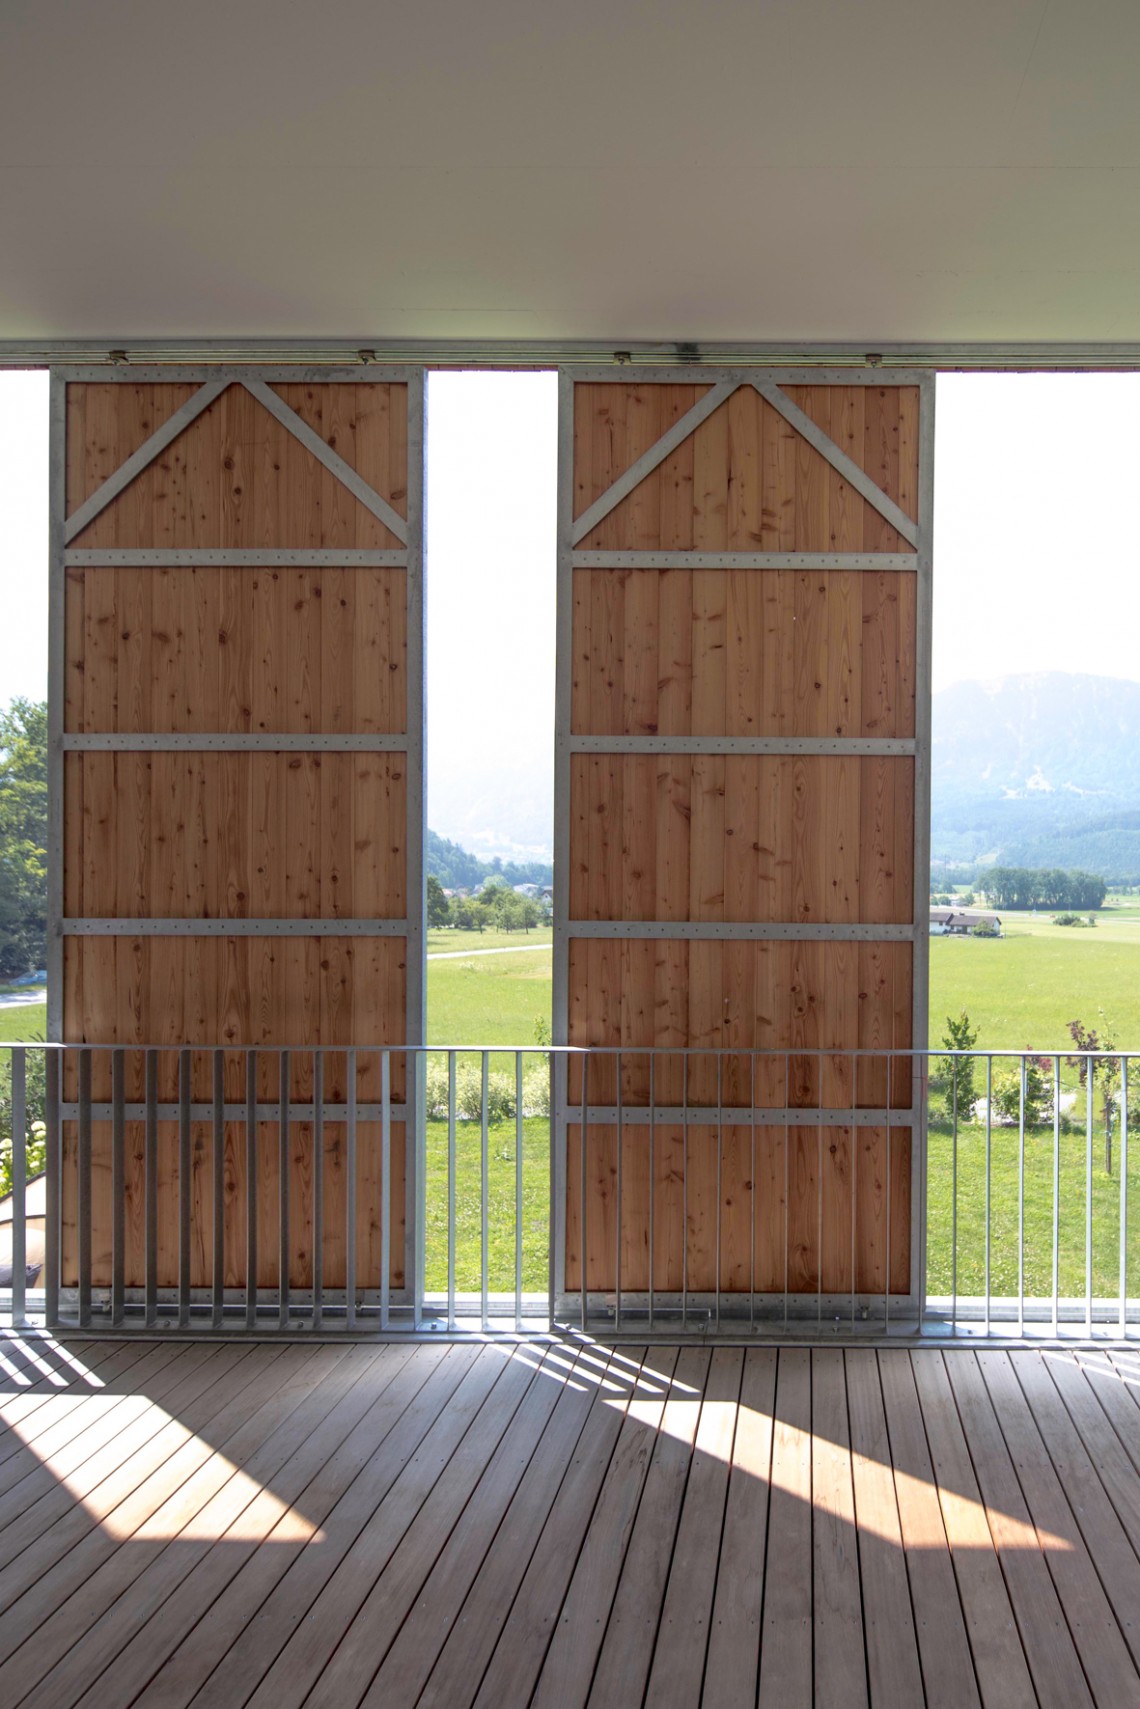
[0, 1043, 1135, 1340]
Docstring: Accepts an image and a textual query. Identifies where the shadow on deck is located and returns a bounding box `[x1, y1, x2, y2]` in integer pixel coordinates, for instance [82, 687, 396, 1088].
[0, 1330, 1138, 1707]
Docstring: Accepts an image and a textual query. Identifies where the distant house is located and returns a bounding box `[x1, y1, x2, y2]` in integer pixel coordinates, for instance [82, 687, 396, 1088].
[930, 907, 1002, 937]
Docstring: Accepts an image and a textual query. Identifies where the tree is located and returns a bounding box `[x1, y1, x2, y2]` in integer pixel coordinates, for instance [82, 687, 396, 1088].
[940, 1012, 979, 1120]
[0, 699, 48, 980]
[1068, 1013, 1120, 1170]
[426, 873, 451, 929]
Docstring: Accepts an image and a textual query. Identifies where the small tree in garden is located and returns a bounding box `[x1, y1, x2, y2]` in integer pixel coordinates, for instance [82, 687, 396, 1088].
[940, 1011, 979, 1120]
[1068, 1013, 1120, 1171]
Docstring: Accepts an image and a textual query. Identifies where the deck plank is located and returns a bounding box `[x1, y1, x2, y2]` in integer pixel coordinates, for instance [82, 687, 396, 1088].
[878, 1350, 979, 1708]
[0, 1339, 155, 1469]
[357, 1345, 607, 1708]
[468, 1347, 675, 1709]
[0, 1340, 213, 1520]
[910, 1352, 1036, 1709]
[540, 1345, 710, 1709]
[702, 1347, 776, 1709]
[978, 1350, 1140, 1707]
[845, 1348, 925, 1708]
[944, 1351, 1094, 1709]
[0, 1343, 288, 1617]
[1044, 1352, 1140, 1558]
[811, 1349, 867, 1709]
[2, 1339, 1140, 1708]
[403, 1345, 633, 1709]
[238, 1343, 533, 1709]
[643, 1346, 743, 1708]
[182, 1343, 486, 1709]
[5, 1345, 362, 1709]
[757, 1347, 813, 1709]
[66, 1344, 424, 1709]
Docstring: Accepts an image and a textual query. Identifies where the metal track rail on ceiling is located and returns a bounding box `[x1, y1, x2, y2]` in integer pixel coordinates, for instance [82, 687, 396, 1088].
[8, 339, 1140, 370]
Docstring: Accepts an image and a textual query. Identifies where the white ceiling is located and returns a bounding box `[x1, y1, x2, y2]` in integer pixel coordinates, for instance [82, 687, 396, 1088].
[4, 0, 1140, 348]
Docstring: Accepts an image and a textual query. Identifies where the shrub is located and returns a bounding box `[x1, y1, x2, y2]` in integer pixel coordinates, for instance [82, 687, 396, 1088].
[989, 1056, 1052, 1126]
[971, 921, 999, 938]
[423, 1057, 535, 1122]
[0, 1120, 46, 1199]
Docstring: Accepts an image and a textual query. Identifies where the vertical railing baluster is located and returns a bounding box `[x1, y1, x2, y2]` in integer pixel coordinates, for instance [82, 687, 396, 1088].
[111, 1050, 124, 1329]
[178, 1047, 191, 1330]
[1121, 1057, 1130, 1339]
[850, 1050, 857, 1329]
[1086, 1056, 1094, 1338]
[783, 1054, 790, 1336]
[649, 1051, 656, 1333]
[1018, 1055, 1026, 1340]
[279, 1049, 290, 1331]
[245, 1048, 257, 1331]
[447, 1050, 456, 1331]
[749, 1051, 756, 1335]
[1059, 1045, 1066, 1339]
[10, 1049, 26, 1327]
[715, 1052, 723, 1334]
[984, 1054, 992, 1339]
[615, 1049, 623, 1332]
[951, 1059, 959, 1336]
[480, 1050, 489, 1333]
[145, 1049, 158, 1329]
[682, 1054, 689, 1331]
[44, 1050, 60, 1330]
[515, 1051, 524, 1333]
[345, 1047, 357, 1331]
[312, 1050, 323, 1333]
[77, 1049, 91, 1329]
[580, 1053, 588, 1332]
[381, 1050, 391, 1332]
[817, 1065, 823, 1333]
[885, 1099, 892, 1334]
[211, 1049, 224, 1330]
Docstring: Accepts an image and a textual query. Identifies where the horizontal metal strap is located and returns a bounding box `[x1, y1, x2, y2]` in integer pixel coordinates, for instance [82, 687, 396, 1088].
[568, 366, 932, 385]
[568, 735, 914, 757]
[60, 1102, 408, 1122]
[572, 1105, 915, 1128]
[62, 732, 409, 753]
[566, 920, 915, 942]
[64, 549, 408, 566]
[62, 918, 408, 937]
[570, 551, 917, 570]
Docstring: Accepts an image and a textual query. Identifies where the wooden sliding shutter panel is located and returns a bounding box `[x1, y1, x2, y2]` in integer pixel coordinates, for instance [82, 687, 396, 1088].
[554, 368, 933, 1308]
[50, 367, 425, 1297]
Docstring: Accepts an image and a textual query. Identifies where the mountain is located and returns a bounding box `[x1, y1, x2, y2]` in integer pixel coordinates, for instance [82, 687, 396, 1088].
[426, 829, 552, 891]
[931, 673, 1140, 876]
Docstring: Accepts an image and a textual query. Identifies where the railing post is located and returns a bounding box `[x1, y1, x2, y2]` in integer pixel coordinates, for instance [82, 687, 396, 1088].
[111, 1048, 125, 1328]
[44, 1049, 60, 1330]
[10, 1049, 26, 1326]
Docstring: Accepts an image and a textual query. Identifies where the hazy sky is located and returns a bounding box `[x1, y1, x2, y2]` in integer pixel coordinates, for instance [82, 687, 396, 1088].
[2, 369, 1137, 846]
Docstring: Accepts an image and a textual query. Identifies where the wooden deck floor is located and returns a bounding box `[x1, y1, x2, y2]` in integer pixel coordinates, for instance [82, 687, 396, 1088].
[1, 1337, 1140, 1708]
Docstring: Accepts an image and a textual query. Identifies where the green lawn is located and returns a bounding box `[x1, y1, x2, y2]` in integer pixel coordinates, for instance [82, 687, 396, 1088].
[428, 926, 553, 956]
[929, 924, 1140, 1049]
[927, 1111, 1140, 1300]
[0, 1003, 46, 1045]
[423, 1112, 549, 1293]
[427, 946, 552, 1047]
